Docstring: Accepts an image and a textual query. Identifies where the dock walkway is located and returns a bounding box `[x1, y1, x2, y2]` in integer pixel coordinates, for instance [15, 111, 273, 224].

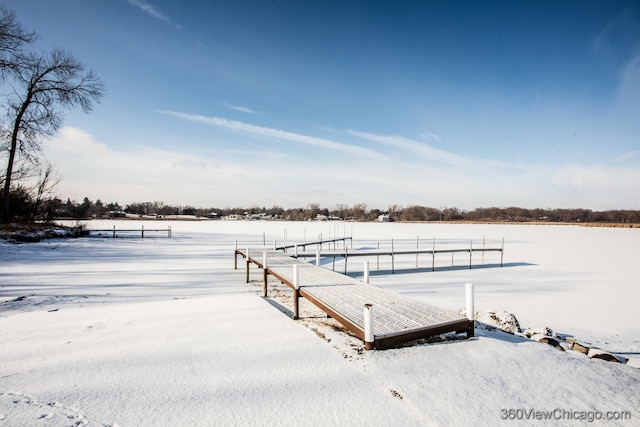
[235, 248, 473, 350]
[294, 239, 504, 273]
[85, 225, 172, 238]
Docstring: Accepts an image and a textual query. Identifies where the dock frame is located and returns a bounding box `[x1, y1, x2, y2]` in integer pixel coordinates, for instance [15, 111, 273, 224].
[235, 247, 474, 350]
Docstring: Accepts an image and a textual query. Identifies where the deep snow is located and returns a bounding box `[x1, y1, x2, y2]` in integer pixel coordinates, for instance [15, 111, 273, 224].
[1, 220, 638, 426]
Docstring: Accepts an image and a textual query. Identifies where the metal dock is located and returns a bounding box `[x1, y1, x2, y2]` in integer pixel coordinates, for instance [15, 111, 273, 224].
[235, 248, 473, 350]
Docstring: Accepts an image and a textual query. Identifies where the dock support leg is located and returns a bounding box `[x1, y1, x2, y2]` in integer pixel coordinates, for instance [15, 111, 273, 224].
[245, 247, 250, 283]
[263, 269, 268, 297]
[293, 289, 299, 319]
[293, 265, 300, 320]
[262, 251, 268, 297]
[234, 241, 238, 270]
[432, 238, 435, 271]
[391, 239, 395, 274]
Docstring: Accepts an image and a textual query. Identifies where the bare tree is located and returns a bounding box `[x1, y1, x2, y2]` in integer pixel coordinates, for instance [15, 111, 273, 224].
[0, 7, 37, 77]
[0, 7, 35, 194]
[30, 162, 60, 221]
[2, 48, 104, 222]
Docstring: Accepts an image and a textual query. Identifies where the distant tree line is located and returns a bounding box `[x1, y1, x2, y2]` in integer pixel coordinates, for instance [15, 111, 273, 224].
[41, 198, 640, 224]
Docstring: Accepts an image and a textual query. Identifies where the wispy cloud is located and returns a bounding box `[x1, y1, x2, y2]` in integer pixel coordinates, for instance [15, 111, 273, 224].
[348, 130, 528, 174]
[127, 0, 179, 28]
[616, 54, 640, 111]
[225, 104, 256, 114]
[348, 130, 470, 168]
[159, 110, 385, 159]
[616, 150, 640, 162]
[419, 132, 442, 143]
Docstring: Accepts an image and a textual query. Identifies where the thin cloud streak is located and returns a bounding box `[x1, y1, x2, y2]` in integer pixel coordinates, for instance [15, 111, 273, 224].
[226, 104, 256, 114]
[159, 110, 386, 160]
[348, 130, 533, 173]
[348, 130, 472, 168]
[419, 132, 443, 143]
[615, 150, 640, 162]
[616, 54, 640, 110]
[127, 0, 173, 25]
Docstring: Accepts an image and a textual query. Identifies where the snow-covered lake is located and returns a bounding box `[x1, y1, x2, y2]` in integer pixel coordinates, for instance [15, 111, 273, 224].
[1, 220, 638, 425]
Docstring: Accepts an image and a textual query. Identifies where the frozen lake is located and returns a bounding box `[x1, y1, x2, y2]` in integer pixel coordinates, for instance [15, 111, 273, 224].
[3, 220, 639, 351]
[18, 219, 637, 350]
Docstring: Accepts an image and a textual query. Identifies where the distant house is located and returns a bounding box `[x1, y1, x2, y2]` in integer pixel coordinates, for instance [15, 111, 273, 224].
[206, 212, 220, 219]
[377, 214, 391, 222]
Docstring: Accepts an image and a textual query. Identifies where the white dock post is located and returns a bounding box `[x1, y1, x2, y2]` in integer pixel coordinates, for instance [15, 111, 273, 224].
[273, 240, 277, 250]
[294, 244, 298, 258]
[315, 248, 320, 266]
[466, 282, 475, 319]
[293, 264, 300, 319]
[344, 246, 348, 274]
[364, 260, 370, 283]
[293, 264, 299, 289]
[466, 282, 475, 337]
[364, 304, 374, 350]
[283, 228, 287, 253]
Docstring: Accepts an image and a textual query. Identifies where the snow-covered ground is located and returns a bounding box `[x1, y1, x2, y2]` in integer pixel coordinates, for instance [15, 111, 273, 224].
[1, 220, 638, 426]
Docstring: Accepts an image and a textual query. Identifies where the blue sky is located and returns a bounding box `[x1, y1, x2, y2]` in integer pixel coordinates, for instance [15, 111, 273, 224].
[4, 0, 640, 210]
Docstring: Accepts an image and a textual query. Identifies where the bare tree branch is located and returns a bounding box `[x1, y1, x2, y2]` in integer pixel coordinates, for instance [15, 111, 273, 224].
[0, 7, 37, 78]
